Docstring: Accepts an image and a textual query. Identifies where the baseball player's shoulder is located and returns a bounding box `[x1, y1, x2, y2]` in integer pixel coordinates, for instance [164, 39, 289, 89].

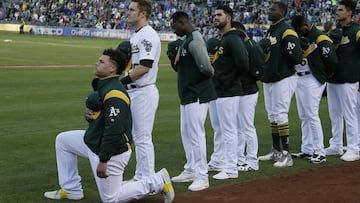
[142, 25, 160, 39]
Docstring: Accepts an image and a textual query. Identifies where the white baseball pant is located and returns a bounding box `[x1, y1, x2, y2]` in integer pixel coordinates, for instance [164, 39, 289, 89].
[357, 91, 360, 149]
[180, 101, 209, 180]
[215, 96, 241, 174]
[208, 100, 224, 168]
[127, 84, 159, 179]
[295, 74, 326, 156]
[263, 75, 297, 124]
[55, 130, 164, 203]
[327, 82, 359, 153]
[237, 92, 259, 170]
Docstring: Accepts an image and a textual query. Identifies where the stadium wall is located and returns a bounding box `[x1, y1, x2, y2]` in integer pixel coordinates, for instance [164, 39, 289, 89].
[0, 23, 177, 41]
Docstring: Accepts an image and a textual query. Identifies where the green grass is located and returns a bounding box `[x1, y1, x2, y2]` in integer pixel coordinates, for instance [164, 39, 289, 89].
[0, 31, 341, 202]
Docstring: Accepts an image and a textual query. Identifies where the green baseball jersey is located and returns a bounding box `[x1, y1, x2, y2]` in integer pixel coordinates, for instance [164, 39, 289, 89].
[84, 76, 132, 162]
[303, 25, 339, 84]
[238, 31, 260, 95]
[329, 21, 360, 83]
[261, 18, 302, 83]
[173, 30, 217, 105]
[211, 29, 249, 97]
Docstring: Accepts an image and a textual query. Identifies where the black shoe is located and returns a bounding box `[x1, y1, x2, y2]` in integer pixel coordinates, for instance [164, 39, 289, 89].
[309, 154, 326, 164]
[291, 152, 312, 159]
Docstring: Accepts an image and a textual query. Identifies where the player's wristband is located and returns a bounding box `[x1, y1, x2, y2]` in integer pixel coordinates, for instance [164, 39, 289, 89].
[120, 75, 132, 85]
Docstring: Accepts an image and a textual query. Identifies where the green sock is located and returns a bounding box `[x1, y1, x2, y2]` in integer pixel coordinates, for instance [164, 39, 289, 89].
[280, 135, 289, 152]
[272, 133, 281, 151]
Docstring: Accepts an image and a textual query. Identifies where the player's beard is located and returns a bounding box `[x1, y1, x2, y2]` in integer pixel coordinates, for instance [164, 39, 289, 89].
[214, 21, 226, 29]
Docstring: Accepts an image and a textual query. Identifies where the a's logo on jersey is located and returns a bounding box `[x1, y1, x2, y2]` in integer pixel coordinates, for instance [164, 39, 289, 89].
[322, 46, 330, 57]
[287, 42, 296, 50]
[339, 36, 350, 45]
[141, 39, 152, 52]
[287, 42, 296, 54]
[269, 36, 277, 45]
[109, 106, 120, 117]
[211, 46, 223, 64]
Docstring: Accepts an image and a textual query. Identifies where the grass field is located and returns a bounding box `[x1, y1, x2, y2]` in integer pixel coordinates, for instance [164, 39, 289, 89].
[0, 31, 342, 203]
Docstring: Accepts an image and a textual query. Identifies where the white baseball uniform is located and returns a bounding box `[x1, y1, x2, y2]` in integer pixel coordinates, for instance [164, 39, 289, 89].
[55, 130, 164, 202]
[357, 91, 360, 150]
[128, 25, 161, 179]
[215, 96, 241, 174]
[237, 92, 259, 170]
[208, 100, 224, 168]
[180, 102, 209, 180]
[327, 82, 359, 153]
[295, 59, 326, 156]
[263, 75, 297, 125]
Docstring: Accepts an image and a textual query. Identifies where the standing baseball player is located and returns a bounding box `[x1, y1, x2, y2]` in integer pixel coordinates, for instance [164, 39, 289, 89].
[206, 36, 224, 172]
[257, 2, 302, 167]
[167, 11, 216, 191]
[211, 5, 250, 180]
[44, 48, 174, 203]
[120, 0, 161, 180]
[232, 21, 262, 172]
[290, 15, 338, 164]
[325, 0, 360, 161]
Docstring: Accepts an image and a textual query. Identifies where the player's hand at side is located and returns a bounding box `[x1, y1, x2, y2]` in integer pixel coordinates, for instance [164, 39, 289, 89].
[84, 108, 94, 122]
[96, 162, 108, 178]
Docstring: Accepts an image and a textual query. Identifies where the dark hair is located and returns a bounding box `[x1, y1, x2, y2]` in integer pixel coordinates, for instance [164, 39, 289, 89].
[103, 48, 127, 74]
[291, 15, 307, 29]
[170, 11, 189, 22]
[216, 4, 234, 20]
[274, 1, 288, 17]
[131, 0, 152, 19]
[232, 21, 245, 31]
[339, 0, 356, 17]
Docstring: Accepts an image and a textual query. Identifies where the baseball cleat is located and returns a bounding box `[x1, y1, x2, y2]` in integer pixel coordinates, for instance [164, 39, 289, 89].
[44, 189, 84, 200]
[309, 154, 326, 164]
[273, 151, 293, 167]
[291, 152, 312, 159]
[171, 171, 195, 182]
[188, 179, 209, 191]
[159, 168, 175, 203]
[207, 164, 223, 172]
[258, 147, 281, 161]
[237, 164, 257, 172]
[325, 147, 344, 156]
[340, 151, 360, 162]
[212, 171, 238, 180]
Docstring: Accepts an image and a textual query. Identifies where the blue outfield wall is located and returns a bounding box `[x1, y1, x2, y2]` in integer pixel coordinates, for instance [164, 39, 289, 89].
[30, 25, 178, 41]
[0, 24, 178, 41]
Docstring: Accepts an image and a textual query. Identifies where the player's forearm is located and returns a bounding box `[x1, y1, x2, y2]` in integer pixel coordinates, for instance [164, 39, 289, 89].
[127, 65, 150, 82]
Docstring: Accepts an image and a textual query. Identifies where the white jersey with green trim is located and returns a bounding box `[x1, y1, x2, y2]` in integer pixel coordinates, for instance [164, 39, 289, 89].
[129, 25, 161, 87]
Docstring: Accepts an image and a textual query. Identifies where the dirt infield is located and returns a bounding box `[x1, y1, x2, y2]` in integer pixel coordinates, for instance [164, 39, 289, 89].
[170, 161, 360, 203]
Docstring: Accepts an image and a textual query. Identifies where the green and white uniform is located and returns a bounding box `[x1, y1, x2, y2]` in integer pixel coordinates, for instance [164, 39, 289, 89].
[211, 29, 249, 175]
[327, 21, 360, 156]
[172, 30, 216, 181]
[295, 25, 338, 159]
[260, 18, 302, 164]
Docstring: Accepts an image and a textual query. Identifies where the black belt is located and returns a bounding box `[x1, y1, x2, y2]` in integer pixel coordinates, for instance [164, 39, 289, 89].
[297, 71, 311, 76]
[125, 84, 137, 90]
[125, 84, 154, 90]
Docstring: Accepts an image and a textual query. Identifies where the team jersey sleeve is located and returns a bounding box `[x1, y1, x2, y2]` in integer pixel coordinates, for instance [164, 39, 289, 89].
[282, 29, 303, 65]
[230, 34, 249, 73]
[356, 30, 360, 47]
[316, 35, 339, 77]
[99, 90, 131, 162]
[188, 31, 214, 77]
[138, 33, 160, 63]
